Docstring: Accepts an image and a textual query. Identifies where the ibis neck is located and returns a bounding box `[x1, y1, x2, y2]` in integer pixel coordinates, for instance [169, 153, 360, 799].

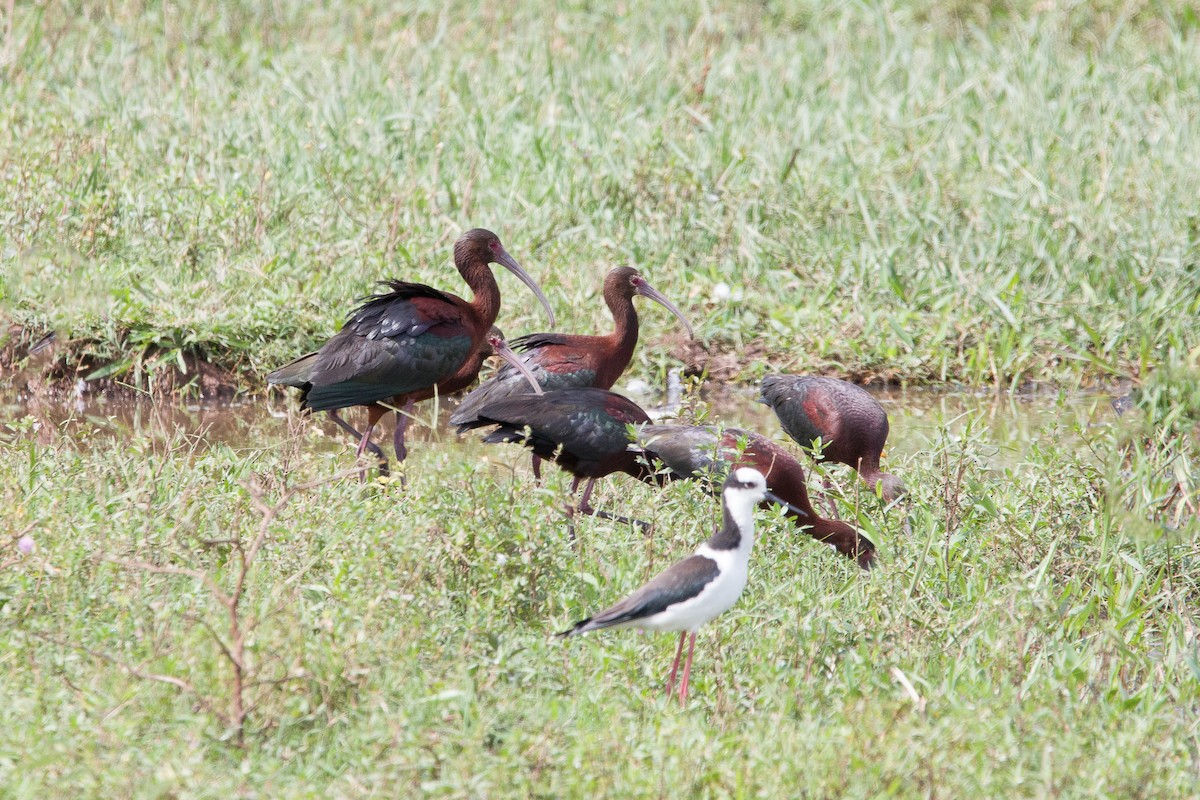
[609, 293, 640, 359]
[767, 469, 818, 522]
[462, 262, 502, 331]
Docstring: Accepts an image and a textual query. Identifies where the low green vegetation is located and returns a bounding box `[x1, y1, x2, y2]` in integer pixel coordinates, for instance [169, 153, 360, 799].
[3, 1, 1199, 797]
[2, 1, 1198, 391]
[2, 394, 1198, 796]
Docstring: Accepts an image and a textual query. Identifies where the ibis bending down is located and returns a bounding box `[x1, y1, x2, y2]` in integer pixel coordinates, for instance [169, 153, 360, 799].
[633, 424, 877, 569]
[558, 467, 782, 705]
[462, 388, 877, 565]
[455, 387, 660, 528]
[450, 266, 692, 480]
[759, 375, 905, 507]
[267, 228, 555, 478]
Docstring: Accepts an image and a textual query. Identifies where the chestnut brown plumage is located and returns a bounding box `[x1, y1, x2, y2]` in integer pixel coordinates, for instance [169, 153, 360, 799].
[450, 266, 691, 479]
[633, 424, 877, 568]
[759, 375, 905, 505]
[268, 229, 554, 477]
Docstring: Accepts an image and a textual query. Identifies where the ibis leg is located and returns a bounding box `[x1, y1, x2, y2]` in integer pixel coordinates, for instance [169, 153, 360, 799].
[392, 398, 416, 463]
[665, 631, 687, 698]
[354, 422, 380, 483]
[576, 478, 650, 531]
[563, 477, 584, 541]
[391, 399, 416, 486]
[353, 406, 390, 482]
[678, 632, 697, 705]
[329, 411, 389, 476]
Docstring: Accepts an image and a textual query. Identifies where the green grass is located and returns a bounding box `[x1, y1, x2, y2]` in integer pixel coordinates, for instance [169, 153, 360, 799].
[2, 0, 1199, 391]
[2, 393, 1199, 796]
[3, 2, 1200, 796]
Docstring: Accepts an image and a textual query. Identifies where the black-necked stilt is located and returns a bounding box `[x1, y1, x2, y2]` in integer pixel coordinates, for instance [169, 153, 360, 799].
[633, 424, 877, 569]
[557, 467, 785, 704]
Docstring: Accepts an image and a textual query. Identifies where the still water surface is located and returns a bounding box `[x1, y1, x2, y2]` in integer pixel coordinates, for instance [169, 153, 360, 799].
[2, 382, 1124, 472]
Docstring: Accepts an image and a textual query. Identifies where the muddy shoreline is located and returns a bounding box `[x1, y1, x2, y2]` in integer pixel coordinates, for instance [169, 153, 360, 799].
[0, 324, 1131, 405]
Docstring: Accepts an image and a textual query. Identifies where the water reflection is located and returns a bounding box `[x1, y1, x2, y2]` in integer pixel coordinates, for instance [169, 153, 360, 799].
[1, 383, 1124, 468]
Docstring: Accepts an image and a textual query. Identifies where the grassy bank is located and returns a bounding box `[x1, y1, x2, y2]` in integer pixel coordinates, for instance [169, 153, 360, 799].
[2, 1, 1199, 394]
[1, 393, 1197, 795]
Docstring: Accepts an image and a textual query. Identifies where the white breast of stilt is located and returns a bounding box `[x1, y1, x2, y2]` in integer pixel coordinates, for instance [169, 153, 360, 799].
[635, 475, 759, 633]
[635, 546, 750, 633]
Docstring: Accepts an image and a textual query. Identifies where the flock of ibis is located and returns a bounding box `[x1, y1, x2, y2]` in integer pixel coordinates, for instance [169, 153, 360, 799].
[269, 229, 905, 704]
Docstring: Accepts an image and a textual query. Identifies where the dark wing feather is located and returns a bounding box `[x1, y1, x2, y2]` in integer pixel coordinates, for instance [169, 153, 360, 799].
[559, 555, 720, 636]
[461, 389, 649, 456]
[302, 328, 472, 411]
[449, 357, 598, 426]
[267, 351, 318, 389]
[344, 281, 459, 338]
[510, 332, 575, 352]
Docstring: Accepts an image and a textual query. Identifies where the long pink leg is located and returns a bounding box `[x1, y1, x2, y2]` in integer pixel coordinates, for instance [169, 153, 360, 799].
[665, 631, 687, 697]
[678, 632, 697, 705]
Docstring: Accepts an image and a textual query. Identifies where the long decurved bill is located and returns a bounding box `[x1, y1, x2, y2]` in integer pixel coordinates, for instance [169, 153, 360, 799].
[488, 334, 544, 395]
[764, 490, 808, 519]
[494, 247, 556, 328]
[635, 278, 694, 339]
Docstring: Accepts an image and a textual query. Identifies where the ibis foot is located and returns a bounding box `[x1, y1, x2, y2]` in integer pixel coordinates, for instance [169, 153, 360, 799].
[330, 411, 390, 478]
[591, 508, 651, 532]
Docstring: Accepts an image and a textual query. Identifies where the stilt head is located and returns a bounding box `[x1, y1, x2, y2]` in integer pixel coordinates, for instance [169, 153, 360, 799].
[719, 468, 769, 538]
[723, 467, 769, 497]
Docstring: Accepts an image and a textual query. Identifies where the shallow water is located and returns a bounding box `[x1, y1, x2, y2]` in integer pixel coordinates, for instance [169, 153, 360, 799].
[1, 381, 1125, 471]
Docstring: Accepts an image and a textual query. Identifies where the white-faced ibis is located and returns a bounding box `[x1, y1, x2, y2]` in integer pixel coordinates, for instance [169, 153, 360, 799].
[268, 229, 554, 477]
[759, 375, 905, 506]
[456, 387, 659, 528]
[633, 424, 877, 569]
[559, 467, 781, 705]
[449, 266, 692, 478]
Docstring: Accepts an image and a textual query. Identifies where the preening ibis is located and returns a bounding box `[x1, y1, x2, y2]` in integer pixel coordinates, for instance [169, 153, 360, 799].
[455, 387, 660, 528]
[450, 266, 692, 478]
[559, 468, 786, 705]
[759, 375, 905, 506]
[268, 228, 554, 477]
[632, 424, 877, 569]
